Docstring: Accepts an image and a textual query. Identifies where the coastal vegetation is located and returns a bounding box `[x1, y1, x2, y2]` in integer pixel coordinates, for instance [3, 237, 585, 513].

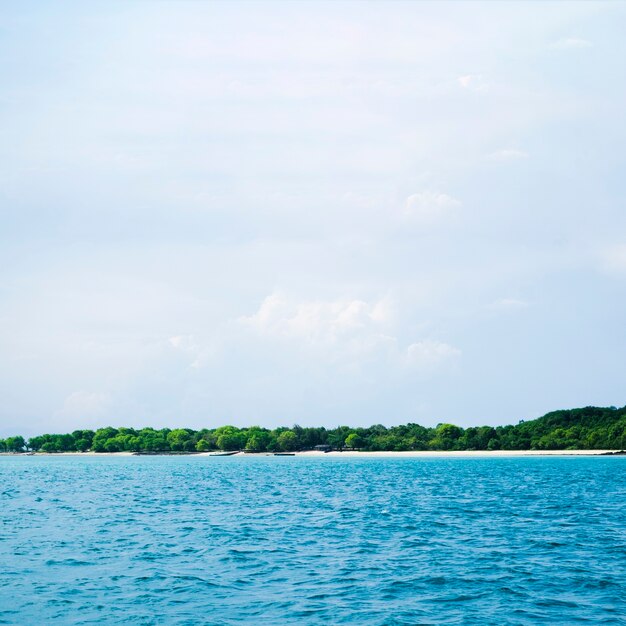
[1, 406, 625, 453]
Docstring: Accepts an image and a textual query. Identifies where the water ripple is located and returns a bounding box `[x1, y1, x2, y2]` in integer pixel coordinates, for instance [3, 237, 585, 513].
[0, 455, 625, 624]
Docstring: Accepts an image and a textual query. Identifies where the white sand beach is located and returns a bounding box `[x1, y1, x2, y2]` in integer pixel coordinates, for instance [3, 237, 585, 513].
[4, 449, 622, 458]
[290, 449, 621, 457]
[196, 449, 622, 458]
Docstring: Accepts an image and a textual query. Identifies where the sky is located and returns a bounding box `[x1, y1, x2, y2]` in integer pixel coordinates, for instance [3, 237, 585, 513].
[1, 2, 625, 436]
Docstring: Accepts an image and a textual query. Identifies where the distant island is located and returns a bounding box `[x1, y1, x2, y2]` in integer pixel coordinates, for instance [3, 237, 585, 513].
[1, 405, 625, 454]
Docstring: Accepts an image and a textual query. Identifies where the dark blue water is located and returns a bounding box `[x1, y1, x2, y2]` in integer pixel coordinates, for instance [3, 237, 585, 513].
[1, 456, 625, 625]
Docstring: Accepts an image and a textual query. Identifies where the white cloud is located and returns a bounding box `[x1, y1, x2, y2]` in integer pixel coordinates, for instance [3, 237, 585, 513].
[169, 334, 197, 350]
[369, 296, 395, 325]
[406, 340, 461, 368]
[240, 294, 390, 344]
[240, 293, 461, 375]
[236, 293, 407, 372]
[551, 37, 592, 50]
[403, 191, 461, 224]
[491, 298, 529, 311]
[168, 334, 209, 368]
[487, 148, 529, 161]
[169, 335, 187, 349]
[457, 74, 488, 91]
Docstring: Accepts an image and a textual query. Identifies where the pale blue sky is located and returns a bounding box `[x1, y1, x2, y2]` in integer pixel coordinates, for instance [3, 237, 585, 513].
[1, 2, 625, 435]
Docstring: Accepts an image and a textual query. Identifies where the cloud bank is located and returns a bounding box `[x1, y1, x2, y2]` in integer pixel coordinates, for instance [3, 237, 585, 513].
[0, 2, 625, 434]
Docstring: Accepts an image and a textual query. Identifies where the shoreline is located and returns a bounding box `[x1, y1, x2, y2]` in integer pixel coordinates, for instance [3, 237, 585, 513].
[1, 449, 623, 458]
[292, 449, 624, 457]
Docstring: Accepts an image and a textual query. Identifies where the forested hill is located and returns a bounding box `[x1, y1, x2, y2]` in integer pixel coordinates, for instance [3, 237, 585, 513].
[1, 405, 625, 453]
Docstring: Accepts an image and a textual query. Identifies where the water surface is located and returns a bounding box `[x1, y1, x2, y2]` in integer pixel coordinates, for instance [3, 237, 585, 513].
[1, 455, 625, 624]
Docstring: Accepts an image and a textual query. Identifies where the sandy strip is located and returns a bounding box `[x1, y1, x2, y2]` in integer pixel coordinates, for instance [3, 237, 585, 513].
[292, 449, 621, 457]
[0, 451, 135, 457]
[196, 449, 622, 458]
[4, 449, 622, 458]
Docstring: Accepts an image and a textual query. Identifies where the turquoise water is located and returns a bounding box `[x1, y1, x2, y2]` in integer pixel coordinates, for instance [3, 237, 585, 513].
[1, 456, 625, 625]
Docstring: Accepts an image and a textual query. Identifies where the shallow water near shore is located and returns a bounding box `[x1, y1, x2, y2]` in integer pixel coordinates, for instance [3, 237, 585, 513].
[1, 456, 625, 625]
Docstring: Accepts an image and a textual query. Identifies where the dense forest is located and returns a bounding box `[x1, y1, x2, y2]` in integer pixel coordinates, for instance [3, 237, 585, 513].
[1, 406, 625, 453]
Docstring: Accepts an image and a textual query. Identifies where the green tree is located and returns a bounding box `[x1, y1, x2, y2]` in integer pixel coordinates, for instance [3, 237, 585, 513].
[196, 439, 212, 451]
[216, 428, 245, 451]
[245, 434, 259, 451]
[327, 426, 352, 450]
[28, 435, 49, 451]
[345, 432, 363, 448]
[72, 430, 95, 448]
[92, 427, 119, 452]
[104, 438, 122, 453]
[277, 430, 298, 451]
[5, 436, 25, 452]
[487, 437, 500, 450]
[167, 429, 192, 451]
[429, 424, 463, 450]
[75, 438, 90, 452]
[4, 403, 626, 456]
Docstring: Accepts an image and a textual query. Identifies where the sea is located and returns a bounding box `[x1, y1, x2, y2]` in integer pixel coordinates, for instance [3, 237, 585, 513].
[1, 455, 625, 625]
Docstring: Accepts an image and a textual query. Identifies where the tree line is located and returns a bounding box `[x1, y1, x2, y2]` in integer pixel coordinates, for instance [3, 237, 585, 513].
[1, 406, 625, 453]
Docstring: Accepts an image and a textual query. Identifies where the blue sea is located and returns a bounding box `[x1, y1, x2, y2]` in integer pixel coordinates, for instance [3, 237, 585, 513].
[1, 455, 625, 625]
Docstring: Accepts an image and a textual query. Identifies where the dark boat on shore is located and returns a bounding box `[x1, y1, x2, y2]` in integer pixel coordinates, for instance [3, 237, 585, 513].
[274, 452, 295, 456]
